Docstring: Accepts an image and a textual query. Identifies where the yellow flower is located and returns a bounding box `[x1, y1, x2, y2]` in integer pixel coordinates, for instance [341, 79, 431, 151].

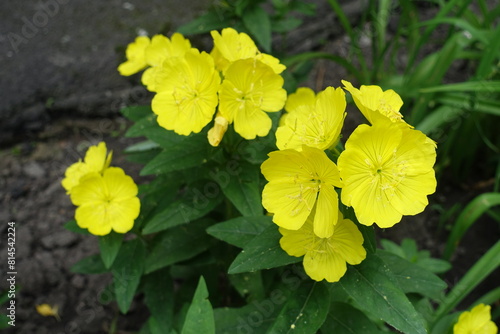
[207, 112, 229, 147]
[70, 167, 140, 236]
[61, 142, 112, 194]
[117, 36, 151, 76]
[454, 304, 498, 334]
[141, 33, 192, 92]
[261, 146, 343, 238]
[342, 80, 406, 125]
[210, 28, 285, 74]
[338, 121, 437, 228]
[276, 86, 346, 151]
[36, 304, 61, 321]
[219, 58, 286, 140]
[152, 49, 221, 136]
[279, 211, 366, 283]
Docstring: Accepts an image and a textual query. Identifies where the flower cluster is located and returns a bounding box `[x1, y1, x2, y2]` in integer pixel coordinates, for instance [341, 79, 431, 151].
[62, 142, 140, 236]
[262, 82, 437, 282]
[118, 28, 287, 143]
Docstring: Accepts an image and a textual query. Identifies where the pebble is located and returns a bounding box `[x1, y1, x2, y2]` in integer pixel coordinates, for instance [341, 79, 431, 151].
[41, 230, 80, 249]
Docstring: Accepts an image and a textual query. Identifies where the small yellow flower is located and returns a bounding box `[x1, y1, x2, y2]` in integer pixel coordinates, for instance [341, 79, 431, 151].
[208, 112, 229, 147]
[338, 121, 436, 228]
[36, 304, 61, 321]
[61, 142, 112, 194]
[70, 167, 140, 236]
[117, 36, 151, 76]
[218, 58, 286, 140]
[261, 146, 343, 238]
[342, 80, 406, 125]
[210, 28, 285, 74]
[152, 49, 221, 136]
[141, 33, 192, 92]
[454, 304, 498, 334]
[279, 211, 366, 283]
[276, 86, 346, 151]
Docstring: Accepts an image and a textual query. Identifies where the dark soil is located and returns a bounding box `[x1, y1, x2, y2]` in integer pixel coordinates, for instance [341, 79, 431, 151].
[0, 1, 498, 333]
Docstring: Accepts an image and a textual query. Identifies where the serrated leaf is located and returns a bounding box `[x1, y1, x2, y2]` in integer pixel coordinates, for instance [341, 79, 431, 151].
[378, 250, 447, 300]
[338, 253, 427, 334]
[142, 181, 222, 235]
[228, 225, 301, 274]
[112, 239, 146, 314]
[144, 268, 174, 332]
[99, 232, 124, 269]
[181, 276, 215, 334]
[242, 5, 272, 52]
[145, 219, 213, 274]
[322, 302, 386, 334]
[216, 161, 262, 217]
[267, 282, 330, 334]
[71, 254, 107, 274]
[207, 216, 272, 248]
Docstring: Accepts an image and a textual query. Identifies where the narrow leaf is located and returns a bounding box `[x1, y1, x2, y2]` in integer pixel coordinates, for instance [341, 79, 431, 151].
[267, 282, 330, 334]
[338, 253, 427, 334]
[120, 105, 152, 121]
[99, 232, 124, 269]
[228, 225, 301, 274]
[145, 219, 213, 274]
[144, 268, 174, 331]
[378, 250, 447, 300]
[242, 5, 272, 52]
[112, 239, 146, 313]
[322, 302, 386, 334]
[181, 276, 215, 334]
[207, 216, 272, 248]
[216, 162, 262, 217]
[71, 254, 107, 274]
[444, 192, 500, 259]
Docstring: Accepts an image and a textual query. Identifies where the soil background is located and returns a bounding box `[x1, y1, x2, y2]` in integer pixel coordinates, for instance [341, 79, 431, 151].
[0, 1, 499, 333]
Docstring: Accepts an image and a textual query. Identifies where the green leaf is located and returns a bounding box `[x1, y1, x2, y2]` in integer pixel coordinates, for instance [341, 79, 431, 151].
[228, 225, 301, 274]
[420, 81, 500, 93]
[207, 216, 272, 248]
[177, 11, 228, 35]
[229, 271, 265, 302]
[378, 250, 447, 300]
[124, 140, 160, 153]
[0, 313, 10, 329]
[338, 253, 427, 334]
[444, 192, 500, 259]
[112, 239, 146, 314]
[216, 161, 262, 217]
[63, 220, 90, 235]
[242, 5, 272, 52]
[181, 276, 215, 334]
[142, 181, 222, 235]
[321, 302, 386, 334]
[71, 254, 107, 274]
[144, 268, 174, 332]
[145, 219, 213, 274]
[272, 17, 302, 33]
[99, 232, 124, 269]
[140, 135, 209, 175]
[121, 105, 152, 121]
[267, 282, 330, 334]
[433, 240, 500, 325]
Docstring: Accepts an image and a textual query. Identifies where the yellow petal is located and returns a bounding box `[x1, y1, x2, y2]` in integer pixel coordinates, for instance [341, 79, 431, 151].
[313, 185, 339, 238]
[118, 36, 150, 76]
[103, 167, 138, 201]
[303, 243, 347, 283]
[284, 87, 316, 113]
[75, 203, 112, 235]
